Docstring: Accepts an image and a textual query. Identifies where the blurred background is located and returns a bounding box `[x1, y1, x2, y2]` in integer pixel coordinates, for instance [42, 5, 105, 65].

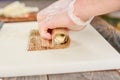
[0, 0, 56, 10]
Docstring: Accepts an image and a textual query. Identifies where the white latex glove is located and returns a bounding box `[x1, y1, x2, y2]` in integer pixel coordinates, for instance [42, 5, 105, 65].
[37, 0, 78, 39]
[37, 0, 72, 21]
[37, 0, 120, 40]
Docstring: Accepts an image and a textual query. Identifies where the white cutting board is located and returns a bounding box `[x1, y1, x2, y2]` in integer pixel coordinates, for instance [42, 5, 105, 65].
[0, 22, 120, 77]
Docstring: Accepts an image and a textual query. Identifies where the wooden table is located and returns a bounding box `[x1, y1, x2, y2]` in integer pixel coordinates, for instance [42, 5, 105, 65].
[1, 70, 120, 80]
[0, 0, 120, 80]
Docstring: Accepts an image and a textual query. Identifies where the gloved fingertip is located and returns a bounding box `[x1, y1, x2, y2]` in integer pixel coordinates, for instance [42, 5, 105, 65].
[45, 33, 52, 40]
[41, 32, 52, 40]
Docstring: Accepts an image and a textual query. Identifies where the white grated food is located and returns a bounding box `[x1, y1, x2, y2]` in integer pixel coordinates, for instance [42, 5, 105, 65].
[0, 1, 39, 18]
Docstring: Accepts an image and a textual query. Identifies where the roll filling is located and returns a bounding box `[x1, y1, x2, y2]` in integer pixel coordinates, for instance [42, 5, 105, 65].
[54, 34, 68, 45]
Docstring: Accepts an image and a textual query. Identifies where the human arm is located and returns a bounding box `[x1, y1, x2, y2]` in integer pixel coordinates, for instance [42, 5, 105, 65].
[37, 0, 120, 39]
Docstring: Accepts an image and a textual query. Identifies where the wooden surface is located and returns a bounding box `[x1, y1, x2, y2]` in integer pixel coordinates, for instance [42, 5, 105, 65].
[1, 70, 120, 80]
[0, 0, 120, 80]
[91, 17, 120, 53]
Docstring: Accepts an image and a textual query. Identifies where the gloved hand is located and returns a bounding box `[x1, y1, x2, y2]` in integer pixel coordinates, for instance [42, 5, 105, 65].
[37, 0, 78, 40]
[37, 0, 72, 21]
[37, 0, 120, 40]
